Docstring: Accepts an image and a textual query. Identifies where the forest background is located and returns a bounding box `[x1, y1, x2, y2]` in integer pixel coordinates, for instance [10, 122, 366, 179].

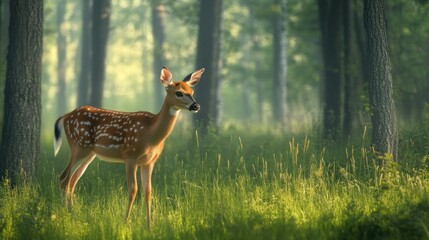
[1, 0, 428, 141]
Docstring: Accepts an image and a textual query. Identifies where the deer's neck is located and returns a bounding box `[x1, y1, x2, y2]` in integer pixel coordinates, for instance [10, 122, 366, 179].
[149, 101, 180, 144]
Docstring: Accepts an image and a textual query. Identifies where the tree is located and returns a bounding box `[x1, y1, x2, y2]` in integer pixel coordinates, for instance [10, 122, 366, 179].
[0, 0, 43, 183]
[151, 3, 166, 110]
[194, 0, 223, 133]
[363, 0, 398, 161]
[272, 0, 287, 126]
[56, 0, 67, 115]
[318, 0, 343, 139]
[77, 0, 92, 107]
[89, 0, 111, 108]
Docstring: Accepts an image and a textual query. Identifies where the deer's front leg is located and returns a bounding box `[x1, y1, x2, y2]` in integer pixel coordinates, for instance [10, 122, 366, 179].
[141, 163, 154, 230]
[125, 160, 138, 222]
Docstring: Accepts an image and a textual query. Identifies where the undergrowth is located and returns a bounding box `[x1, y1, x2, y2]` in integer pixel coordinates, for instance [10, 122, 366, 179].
[1, 124, 429, 239]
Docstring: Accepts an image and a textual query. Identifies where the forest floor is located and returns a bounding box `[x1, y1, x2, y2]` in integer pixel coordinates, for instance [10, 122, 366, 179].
[1, 125, 429, 239]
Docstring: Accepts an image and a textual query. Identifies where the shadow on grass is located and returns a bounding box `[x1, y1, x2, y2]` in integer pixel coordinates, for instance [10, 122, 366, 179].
[339, 199, 429, 240]
[176, 199, 429, 240]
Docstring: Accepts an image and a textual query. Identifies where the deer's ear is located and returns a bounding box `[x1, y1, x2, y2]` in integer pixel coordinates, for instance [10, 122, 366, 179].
[184, 68, 205, 87]
[160, 67, 173, 87]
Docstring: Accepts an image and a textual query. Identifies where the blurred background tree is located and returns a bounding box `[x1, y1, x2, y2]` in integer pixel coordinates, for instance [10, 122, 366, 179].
[90, 0, 111, 107]
[318, 0, 342, 140]
[56, 0, 67, 116]
[194, 0, 223, 134]
[77, 0, 92, 107]
[151, 1, 167, 110]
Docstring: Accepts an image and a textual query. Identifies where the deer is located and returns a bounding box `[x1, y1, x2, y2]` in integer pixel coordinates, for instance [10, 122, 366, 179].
[54, 67, 205, 230]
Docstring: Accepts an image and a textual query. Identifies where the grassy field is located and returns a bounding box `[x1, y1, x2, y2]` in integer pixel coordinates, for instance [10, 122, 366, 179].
[1, 125, 429, 239]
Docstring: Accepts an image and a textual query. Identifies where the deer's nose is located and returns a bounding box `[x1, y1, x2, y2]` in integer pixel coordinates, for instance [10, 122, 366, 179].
[189, 102, 200, 112]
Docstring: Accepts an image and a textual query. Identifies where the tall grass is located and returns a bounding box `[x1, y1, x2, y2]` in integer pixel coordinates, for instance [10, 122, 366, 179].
[1, 125, 429, 239]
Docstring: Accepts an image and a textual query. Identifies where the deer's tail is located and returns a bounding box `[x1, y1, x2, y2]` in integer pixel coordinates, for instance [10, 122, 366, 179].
[54, 117, 64, 156]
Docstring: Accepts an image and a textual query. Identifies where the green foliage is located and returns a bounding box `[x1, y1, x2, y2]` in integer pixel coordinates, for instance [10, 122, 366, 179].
[388, 0, 429, 121]
[401, 103, 429, 163]
[1, 128, 429, 239]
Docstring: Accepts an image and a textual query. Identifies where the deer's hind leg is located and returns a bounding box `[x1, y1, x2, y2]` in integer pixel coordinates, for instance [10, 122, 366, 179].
[68, 153, 96, 194]
[60, 147, 94, 207]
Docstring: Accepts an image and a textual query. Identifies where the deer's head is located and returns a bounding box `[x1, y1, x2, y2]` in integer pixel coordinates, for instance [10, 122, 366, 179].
[160, 67, 205, 114]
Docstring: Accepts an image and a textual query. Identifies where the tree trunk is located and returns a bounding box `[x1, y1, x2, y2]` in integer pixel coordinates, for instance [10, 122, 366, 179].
[151, 4, 166, 110]
[363, 0, 398, 162]
[90, 0, 110, 108]
[194, 0, 223, 134]
[272, 0, 287, 126]
[56, 0, 67, 115]
[77, 0, 92, 107]
[318, 0, 343, 139]
[0, 0, 43, 184]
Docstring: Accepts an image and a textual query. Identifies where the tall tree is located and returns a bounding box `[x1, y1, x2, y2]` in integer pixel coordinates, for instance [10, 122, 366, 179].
[89, 0, 111, 108]
[0, 0, 43, 183]
[318, 0, 343, 139]
[363, 0, 398, 162]
[272, 0, 287, 126]
[77, 0, 92, 107]
[194, 0, 223, 133]
[56, 0, 67, 115]
[151, 3, 166, 110]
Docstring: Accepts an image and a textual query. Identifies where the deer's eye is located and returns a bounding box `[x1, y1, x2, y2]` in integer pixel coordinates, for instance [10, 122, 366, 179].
[175, 91, 183, 98]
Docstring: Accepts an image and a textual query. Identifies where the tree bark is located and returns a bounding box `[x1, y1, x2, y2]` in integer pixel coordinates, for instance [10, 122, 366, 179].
[77, 0, 92, 107]
[90, 0, 111, 108]
[363, 0, 398, 162]
[272, 0, 287, 126]
[0, 0, 43, 184]
[194, 0, 223, 134]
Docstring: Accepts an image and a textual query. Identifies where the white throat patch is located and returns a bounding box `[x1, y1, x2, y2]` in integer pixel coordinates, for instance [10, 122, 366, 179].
[169, 107, 181, 116]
